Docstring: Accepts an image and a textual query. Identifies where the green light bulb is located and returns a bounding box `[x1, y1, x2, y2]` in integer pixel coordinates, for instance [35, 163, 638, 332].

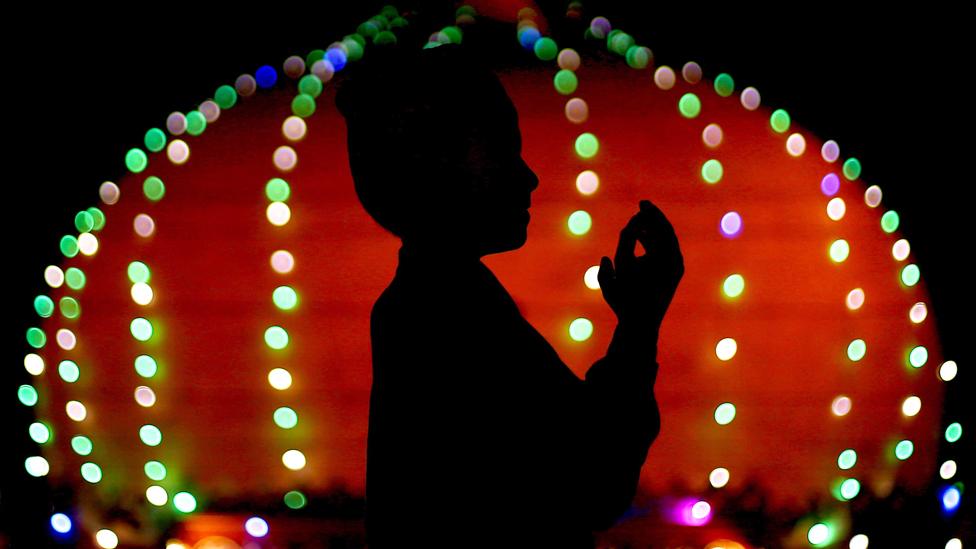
[679, 93, 701, 118]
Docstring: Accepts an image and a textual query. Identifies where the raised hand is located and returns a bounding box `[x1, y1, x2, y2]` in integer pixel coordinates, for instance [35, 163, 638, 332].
[597, 199, 684, 330]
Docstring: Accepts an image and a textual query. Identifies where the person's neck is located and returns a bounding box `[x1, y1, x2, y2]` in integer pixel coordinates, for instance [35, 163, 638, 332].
[398, 238, 484, 271]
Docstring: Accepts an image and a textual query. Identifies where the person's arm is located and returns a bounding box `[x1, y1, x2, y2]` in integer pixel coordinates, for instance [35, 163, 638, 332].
[574, 318, 662, 532]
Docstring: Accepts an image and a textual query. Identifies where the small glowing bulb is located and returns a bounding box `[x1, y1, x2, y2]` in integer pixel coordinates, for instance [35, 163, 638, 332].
[267, 202, 292, 226]
[274, 145, 298, 171]
[45, 265, 65, 288]
[584, 265, 601, 290]
[131, 282, 154, 305]
[167, 139, 190, 164]
[78, 233, 99, 255]
[268, 368, 293, 390]
[827, 198, 846, 221]
[271, 250, 295, 274]
[909, 302, 927, 324]
[939, 460, 957, 480]
[709, 467, 730, 488]
[282, 449, 307, 470]
[831, 395, 852, 416]
[892, 239, 910, 261]
[691, 500, 711, 519]
[66, 400, 88, 422]
[939, 360, 958, 382]
[283, 116, 308, 141]
[24, 353, 44, 376]
[135, 386, 157, 407]
[849, 534, 869, 549]
[786, 133, 806, 156]
[95, 529, 119, 549]
[845, 288, 865, 310]
[808, 523, 829, 545]
[715, 338, 737, 361]
[576, 170, 599, 195]
[901, 395, 921, 417]
[146, 485, 168, 506]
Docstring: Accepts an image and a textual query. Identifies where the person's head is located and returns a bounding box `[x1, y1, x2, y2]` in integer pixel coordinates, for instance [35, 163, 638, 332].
[335, 43, 539, 257]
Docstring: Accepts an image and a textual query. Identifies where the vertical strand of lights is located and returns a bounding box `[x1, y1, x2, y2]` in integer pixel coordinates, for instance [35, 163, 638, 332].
[42, 202, 111, 541]
[265, 55, 308, 501]
[691, 55, 737, 524]
[128, 163, 170, 515]
[268, 5, 397, 518]
[702, 55, 745, 503]
[819, 139, 863, 506]
[530, 9, 599, 345]
[125, 83, 228, 527]
[262, 6, 415, 513]
[25, 206, 108, 490]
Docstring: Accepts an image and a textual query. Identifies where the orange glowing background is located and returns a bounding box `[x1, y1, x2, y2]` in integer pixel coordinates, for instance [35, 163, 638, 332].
[34, 58, 943, 517]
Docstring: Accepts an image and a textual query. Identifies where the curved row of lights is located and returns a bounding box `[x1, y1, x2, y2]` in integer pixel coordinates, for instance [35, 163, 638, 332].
[505, 5, 964, 548]
[19, 5, 413, 547]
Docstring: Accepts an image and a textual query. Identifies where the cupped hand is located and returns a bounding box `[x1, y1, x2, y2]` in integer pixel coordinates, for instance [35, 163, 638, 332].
[597, 199, 684, 329]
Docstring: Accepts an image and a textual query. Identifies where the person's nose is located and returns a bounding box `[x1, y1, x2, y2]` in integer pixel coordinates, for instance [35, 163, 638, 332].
[519, 156, 539, 194]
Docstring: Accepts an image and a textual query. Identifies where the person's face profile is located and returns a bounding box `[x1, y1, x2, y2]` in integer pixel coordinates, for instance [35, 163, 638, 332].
[450, 88, 539, 256]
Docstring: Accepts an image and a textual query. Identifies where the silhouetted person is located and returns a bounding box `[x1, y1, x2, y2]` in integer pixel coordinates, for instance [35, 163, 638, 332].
[336, 43, 683, 548]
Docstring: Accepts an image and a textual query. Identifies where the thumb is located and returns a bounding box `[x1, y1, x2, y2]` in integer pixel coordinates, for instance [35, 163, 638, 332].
[597, 256, 615, 296]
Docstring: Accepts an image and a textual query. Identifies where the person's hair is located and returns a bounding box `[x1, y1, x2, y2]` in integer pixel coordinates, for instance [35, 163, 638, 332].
[335, 43, 505, 239]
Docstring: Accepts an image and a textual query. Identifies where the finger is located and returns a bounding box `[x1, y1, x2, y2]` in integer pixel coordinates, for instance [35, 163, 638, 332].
[597, 256, 616, 305]
[636, 199, 680, 258]
[597, 255, 614, 288]
[615, 215, 641, 273]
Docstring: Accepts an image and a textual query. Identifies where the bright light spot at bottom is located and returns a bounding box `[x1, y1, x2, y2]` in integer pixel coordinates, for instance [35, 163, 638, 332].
[946, 538, 962, 549]
[705, 541, 745, 549]
[674, 497, 712, 526]
[691, 500, 711, 520]
[95, 529, 119, 548]
[942, 486, 961, 511]
[849, 534, 869, 549]
[808, 523, 830, 545]
[50, 513, 72, 534]
[245, 516, 270, 537]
